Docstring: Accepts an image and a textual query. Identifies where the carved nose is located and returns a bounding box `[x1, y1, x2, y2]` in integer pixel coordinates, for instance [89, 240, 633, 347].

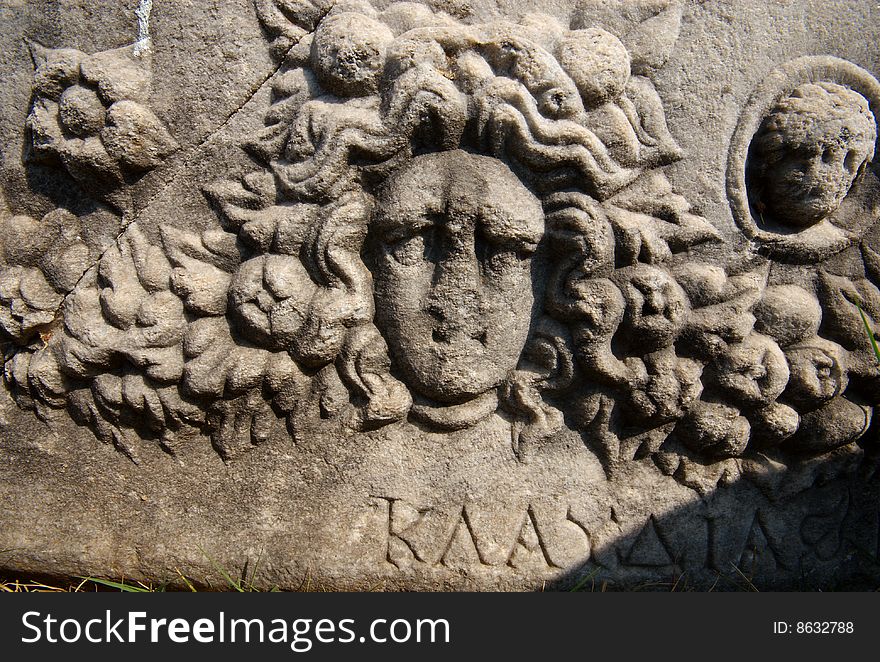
[426, 293, 488, 343]
[644, 290, 666, 315]
[425, 244, 488, 343]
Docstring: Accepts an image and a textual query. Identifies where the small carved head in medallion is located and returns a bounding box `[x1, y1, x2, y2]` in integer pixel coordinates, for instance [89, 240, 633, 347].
[750, 82, 876, 227]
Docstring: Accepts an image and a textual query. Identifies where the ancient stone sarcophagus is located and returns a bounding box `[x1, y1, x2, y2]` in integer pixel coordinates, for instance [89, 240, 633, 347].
[1, 0, 878, 590]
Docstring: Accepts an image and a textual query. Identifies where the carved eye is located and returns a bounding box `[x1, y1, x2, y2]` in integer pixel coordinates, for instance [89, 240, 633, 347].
[821, 147, 833, 164]
[844, 149, 860, 173]
[387, 234, 426, 266]
[475, 228, 532, 277]
[481, 249, 519, 276]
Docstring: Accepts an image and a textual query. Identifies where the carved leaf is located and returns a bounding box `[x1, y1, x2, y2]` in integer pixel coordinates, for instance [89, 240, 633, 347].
[79, 43, 152, 104]
[245, 69, 321, 164]
[160, 225, 239, 273]
[203, 172, 278, 233]
[605, 206, 672, 264]
[182, 317, 271, 399]
[676, 267, 764, 360]
[337, 325, 411, 430]
[571, 0, 683, 73]
[206, 389, 277, 461]
[160, 225, 239, 317]
[0, 266, 61, 342]
[863, 241, 880, 286]
[621, 1, 683, 74]
[67, 387, 140, 463]
[254, 0, 331, 56]
[26, 97, 65, 163]
[605, 172, 721, 266]
[619, 76, 683, 166]
[98, 225, 169, 329]
[101, 101, 178, 172]
[28, 41, 83, 100]
[246, 122, 292, 165]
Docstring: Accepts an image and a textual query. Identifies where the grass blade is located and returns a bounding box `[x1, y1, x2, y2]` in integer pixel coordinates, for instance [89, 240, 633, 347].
[79, 577, 152, 592]
[569, 566, 601, 592]
[175, 567, 197, 592]
[855, 300, 880, 364]
[729, 563, 759, 592]
[247, 546, 266, 591]
[197, 546, 244, 592]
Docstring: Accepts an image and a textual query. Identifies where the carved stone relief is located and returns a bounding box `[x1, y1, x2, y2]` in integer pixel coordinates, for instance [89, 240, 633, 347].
[1, 0, 878, 590]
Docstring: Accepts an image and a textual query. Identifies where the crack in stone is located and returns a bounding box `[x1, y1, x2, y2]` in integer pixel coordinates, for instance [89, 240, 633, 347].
[191, 51, 293, 155]
[26, 30, 311, 337]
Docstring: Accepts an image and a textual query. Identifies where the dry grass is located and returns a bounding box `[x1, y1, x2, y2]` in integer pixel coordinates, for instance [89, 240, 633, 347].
[0, 571, 188, 591]
[0, 544, 278, 592]
[0, 577, 116, 592]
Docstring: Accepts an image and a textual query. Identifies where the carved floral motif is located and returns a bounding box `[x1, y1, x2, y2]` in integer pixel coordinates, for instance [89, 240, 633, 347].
[26, 41, 177, 210]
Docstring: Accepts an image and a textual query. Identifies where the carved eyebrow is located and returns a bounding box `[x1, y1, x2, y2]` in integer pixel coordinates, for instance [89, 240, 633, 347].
[376, 193, 544, 247]
[478, 209, 544, 248]
[374, 202, 436, 243]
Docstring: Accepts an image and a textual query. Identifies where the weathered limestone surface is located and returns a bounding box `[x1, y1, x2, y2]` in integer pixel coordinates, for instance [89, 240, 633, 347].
[1, 0, 879, 590]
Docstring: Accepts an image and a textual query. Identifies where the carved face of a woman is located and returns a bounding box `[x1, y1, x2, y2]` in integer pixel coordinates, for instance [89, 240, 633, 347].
[371, 150, 544, 404]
